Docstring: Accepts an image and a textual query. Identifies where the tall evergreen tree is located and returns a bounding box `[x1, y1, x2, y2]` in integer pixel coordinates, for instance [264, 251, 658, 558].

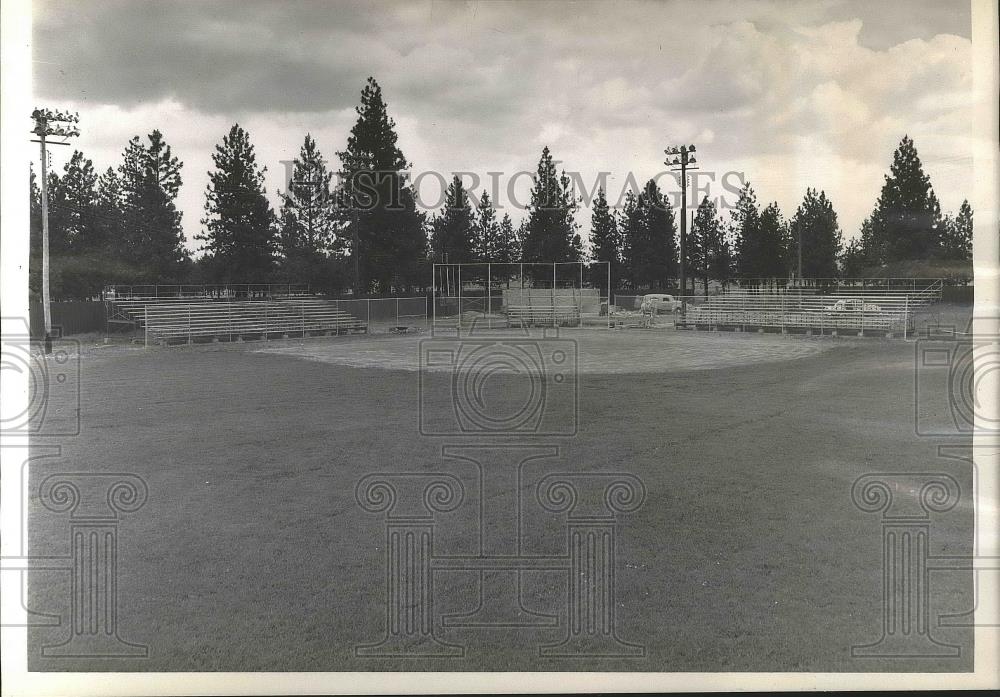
[494, 213, 520, 264]
[50, 151, 109, 298]
[940, 199, 973, 260]
[642, 179, 677, 286]
[118, 131, 189, 281]
[759, 201, 791, 278]
[589, 187, 621, 288]
[866, 135, 943, 262]
[620, 180, 676, 289]
[277, 134, 342, 291]
[472, 191, 499, 262]
[198, 124, 277, 283]
[619, 189, 643, 288]
[430, 176, 474, 263]
[790, 188, 842, 278]
[520, 146, 582, 263]
[690, 196, 723, 294]
[707, 222, 735, 290]
[839, 237, 867, 278]
[336, 77, 427, 292]
[279, 134, 339, 257]
[732, 184, 788, 280]
[93, 168, 124, 253]
[48, 150, 98, 254]
[732, 183, 761, 279]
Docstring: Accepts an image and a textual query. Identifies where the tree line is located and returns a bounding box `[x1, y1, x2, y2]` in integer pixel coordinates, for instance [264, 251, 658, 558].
[30, 77, 973, 300]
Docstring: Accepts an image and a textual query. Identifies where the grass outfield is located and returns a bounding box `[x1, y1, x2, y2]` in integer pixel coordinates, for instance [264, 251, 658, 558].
[27, 326, 974, 671]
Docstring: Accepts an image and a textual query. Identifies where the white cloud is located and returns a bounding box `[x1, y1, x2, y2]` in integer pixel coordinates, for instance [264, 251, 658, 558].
[33, 0, 976, 252]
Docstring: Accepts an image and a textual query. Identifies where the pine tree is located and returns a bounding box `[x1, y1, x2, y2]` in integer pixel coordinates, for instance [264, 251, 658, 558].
[940, 199, 973, 260]
[198, 124, 277, 283]
[732, 184, 787, 281]
[276, 134, 342, 292]
[118, 131, 189, 281]
[867, 135, 943, 262]
[758, 202, 791, 279]
[520, 146, 582, 263]
[48, 150, 98, 254]
[642, 179, 677, 288]
[493, 213, 520, 289]
[430, 176, 474, 263]
[279, 134, 339, 257]
[92, 167, 135, 285]
[790, 188, 842, 278]
[707, 225, 735, 290]
[589, 187, 621, 288]
[93, 168, 123, 252]
[619, 181, 676, 289]
[690, 196, 722, 295]
[853, 215, 881, 271]
[840, 237, 867, 278]
[732, 183, 760, 279]
[336, 77, 427, 292]
[472, 191, 499, 262]
[619, 189, 643, 288]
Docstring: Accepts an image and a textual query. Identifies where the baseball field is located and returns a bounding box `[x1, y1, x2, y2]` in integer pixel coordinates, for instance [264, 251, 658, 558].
[26, 317, 975, 672]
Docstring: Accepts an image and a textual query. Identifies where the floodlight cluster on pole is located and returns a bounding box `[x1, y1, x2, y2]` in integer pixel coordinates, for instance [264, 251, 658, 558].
[665, 144, 698, 304]
[31, 108, 81, 354]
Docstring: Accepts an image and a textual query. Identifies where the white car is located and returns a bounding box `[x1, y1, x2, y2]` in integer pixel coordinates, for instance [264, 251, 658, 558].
[634, 293, 682, 313]
[823, 298, 882, 313]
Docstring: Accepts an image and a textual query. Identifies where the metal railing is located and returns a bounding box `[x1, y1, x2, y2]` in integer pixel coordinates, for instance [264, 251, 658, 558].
[143, 299, 367, 347]
[432, 291, 611, 329]
[675, 291, 922, 337]
[104, 283, 311, 301]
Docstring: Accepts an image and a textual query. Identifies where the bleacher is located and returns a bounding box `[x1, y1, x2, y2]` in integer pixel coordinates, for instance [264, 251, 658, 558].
[501, 288, 595, 328]
[678, 281, 942, 337]
[105, 284, 312, 328]
[143, 300, 366, 346]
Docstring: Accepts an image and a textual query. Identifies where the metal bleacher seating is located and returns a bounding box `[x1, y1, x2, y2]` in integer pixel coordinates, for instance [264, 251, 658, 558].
[142, 300, 367, 346]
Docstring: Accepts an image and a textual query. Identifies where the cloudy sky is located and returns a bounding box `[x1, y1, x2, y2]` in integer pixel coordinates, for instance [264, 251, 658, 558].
[32, 0, 975, 253]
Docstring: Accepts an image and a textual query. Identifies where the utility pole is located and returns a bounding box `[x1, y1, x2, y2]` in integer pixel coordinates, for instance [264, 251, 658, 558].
[352, 206, 360, 295]
[31, 108, 79, 354]
[665, 144, 698, 302]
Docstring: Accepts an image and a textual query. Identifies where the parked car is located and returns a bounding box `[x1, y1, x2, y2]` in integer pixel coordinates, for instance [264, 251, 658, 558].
[822, 298, 882, 313]
[634, 293, 682, 313]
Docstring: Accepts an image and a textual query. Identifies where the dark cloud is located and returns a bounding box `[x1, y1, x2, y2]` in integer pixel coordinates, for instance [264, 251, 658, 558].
[34, 0, 399, 112]
[32, 0, 975, 244]
[36, 0, 970, 116]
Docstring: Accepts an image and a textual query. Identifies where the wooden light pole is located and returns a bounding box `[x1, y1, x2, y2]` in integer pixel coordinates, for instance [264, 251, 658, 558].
[665, 144, 698, 305]
[31, 108, 79, 354]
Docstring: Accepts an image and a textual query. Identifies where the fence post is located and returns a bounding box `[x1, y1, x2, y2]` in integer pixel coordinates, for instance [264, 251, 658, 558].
[367, 298, 371, 332]
[302, 300, 306, 337]
[187, 305, 192, 345]
[904, 294, 909, 340]
[144, 306, 148, 348]
[396, 297, 400, 328]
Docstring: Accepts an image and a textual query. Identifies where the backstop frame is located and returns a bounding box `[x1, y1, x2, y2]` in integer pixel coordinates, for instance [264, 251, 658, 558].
[431, 261, 612, 330]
